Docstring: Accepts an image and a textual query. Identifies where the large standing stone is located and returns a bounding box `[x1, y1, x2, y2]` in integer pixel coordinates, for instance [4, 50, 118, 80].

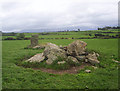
[43, 43, 67, 64]
[67, 40, 87, 56]
[30, 35, 38, 47]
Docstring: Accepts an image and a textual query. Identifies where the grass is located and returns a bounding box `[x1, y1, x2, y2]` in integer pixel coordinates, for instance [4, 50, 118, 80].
[18, 56, 81, 70]
[2, 38, 119, 89]
[2, 29, 119, 40]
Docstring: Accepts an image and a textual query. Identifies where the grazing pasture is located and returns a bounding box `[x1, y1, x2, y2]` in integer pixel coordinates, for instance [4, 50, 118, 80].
[2, 29, 119, 40]
[2, 37, 119, 89]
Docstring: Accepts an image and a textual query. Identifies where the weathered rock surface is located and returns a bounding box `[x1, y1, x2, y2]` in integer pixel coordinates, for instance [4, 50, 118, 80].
[92, 66, 98, 69]
[85, 59, 88, 62]
[112, 59, 120, 63]
[76, 55, 86, 61]
[68, 56, 79, 63]
[67, 40, 87, 56]
[60, 46, 67, 51]
[57, 61, 66, 64]
[26, 40, 100, 66]
[26, 53, 45, 62]
[30, 35, 39, 47]
[86, 52, 100, 64]
[33, 44, 47, 49]
[27, 35, 39, 48]
[85, 70, 91, 73]
[43, 43, 67, 64]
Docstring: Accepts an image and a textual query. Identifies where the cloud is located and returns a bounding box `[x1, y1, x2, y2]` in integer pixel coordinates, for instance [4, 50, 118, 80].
[0, 0, 119, 32]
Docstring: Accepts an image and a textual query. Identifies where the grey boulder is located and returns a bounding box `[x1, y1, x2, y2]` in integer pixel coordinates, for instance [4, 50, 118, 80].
[86, 52, 100, 64]
[43, 43, 67, 64]
[67, 40, 87, 56]
[26, 53, 45, 62]
[67, 56, 79, 63]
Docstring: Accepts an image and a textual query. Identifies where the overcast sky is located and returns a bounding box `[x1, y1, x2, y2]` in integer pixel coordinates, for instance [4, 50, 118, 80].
[0, 0, 119, 32]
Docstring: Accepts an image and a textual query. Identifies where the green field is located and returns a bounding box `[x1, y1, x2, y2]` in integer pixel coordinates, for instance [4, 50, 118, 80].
[2, 29, 119, 40]
[2, 38, 119, 89]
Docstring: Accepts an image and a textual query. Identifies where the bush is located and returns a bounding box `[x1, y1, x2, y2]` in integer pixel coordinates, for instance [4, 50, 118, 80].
[4, 37, 16, 40]
[61, 37, 64, 39]
[89, 34, 92, 36]
[2, 32, 17, 36]
[24, 37, 31, 40]
[94, 34, 104, 37]
[40, 38, 44, 39]
[16, 33, 25, 40]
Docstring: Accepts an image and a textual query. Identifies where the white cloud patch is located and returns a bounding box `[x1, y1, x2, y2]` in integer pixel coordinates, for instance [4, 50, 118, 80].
[0, 0, 119, 32]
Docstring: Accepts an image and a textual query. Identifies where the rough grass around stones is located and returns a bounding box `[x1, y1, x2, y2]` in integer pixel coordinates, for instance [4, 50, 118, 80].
[17, 56, 83, 70]
[16, 40, 100, 71]
[16, 49, 100, 71]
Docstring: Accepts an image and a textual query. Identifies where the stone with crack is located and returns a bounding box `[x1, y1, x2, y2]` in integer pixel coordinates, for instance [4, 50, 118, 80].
[43, 43, 67, 64]
[67, 40, 87, 56]
[26, 53, 45, 62]
[67, 56, 79, 63]
[86, 52, 100, 64]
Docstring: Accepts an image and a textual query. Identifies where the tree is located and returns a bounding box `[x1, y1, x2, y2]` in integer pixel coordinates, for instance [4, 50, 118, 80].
[16, 33, 25, 40]
[67, 30, 69, 32]
[11, 32, 16, 36]
[78, 29, 80, 31]
[98, 28, 101, 30]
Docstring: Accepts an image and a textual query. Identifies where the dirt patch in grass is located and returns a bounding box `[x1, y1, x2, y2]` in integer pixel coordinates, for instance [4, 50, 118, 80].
[33, 63, 90, 74]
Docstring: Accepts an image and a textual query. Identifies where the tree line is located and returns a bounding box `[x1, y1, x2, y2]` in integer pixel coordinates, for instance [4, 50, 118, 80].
[98, 26, 120, 30]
